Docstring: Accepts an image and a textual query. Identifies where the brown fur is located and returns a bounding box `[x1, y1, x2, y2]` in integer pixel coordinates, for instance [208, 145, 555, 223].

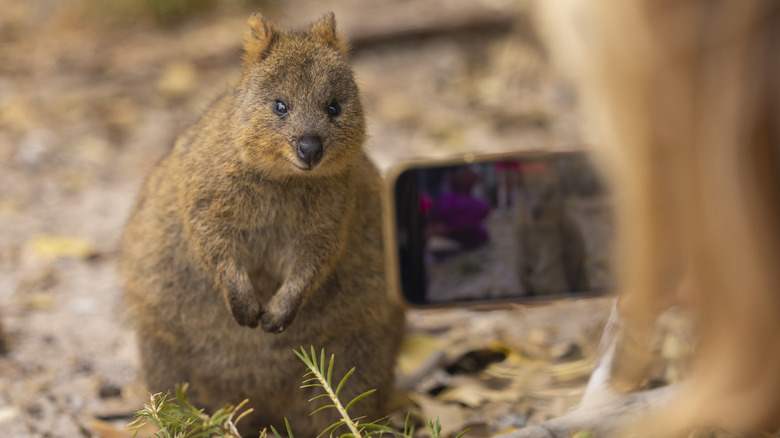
[121, 13, 403, 436]
[540, 0, 780, 434]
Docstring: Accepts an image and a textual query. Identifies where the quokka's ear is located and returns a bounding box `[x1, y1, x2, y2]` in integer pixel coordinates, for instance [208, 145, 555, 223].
[309, 12, 349, 55]
[243, 13, 278, 66]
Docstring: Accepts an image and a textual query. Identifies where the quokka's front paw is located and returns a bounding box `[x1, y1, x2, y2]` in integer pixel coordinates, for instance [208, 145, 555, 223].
[232, 302, 263, 328]
[225, 284, 263, 328]
[260, 302, 298, 334]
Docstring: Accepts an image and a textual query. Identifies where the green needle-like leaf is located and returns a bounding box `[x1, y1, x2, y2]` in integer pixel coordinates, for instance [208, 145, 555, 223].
[344, 389, 376, 412]
[310, 404, 338, 415]
[334, 367, 355, 398]
[310, 346, 318, 370]
[308, 393, 331, 403]
[284, 417, 294, 438]
[317, 419, 347, 438]
[326, 353, 334, 388]
[454, 429, 470, 438]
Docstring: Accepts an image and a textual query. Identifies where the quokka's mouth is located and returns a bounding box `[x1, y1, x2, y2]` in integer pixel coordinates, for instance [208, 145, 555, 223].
[290, 157, 318, 172]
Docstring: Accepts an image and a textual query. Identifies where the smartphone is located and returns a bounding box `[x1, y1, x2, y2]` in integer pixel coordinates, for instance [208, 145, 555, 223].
[384, 151, 613, 308]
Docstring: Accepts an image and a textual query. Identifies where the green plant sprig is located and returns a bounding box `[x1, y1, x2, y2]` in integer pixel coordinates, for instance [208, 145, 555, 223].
[126, 383, 253, 438]
[294, 346, 396, 438]
[129, 347, 468, 438]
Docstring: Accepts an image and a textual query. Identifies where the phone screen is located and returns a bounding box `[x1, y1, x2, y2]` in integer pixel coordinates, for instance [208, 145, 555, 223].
[390, 152, 613, 306]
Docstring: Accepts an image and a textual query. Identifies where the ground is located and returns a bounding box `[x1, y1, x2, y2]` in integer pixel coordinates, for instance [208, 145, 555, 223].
[0, 1, 687, 437]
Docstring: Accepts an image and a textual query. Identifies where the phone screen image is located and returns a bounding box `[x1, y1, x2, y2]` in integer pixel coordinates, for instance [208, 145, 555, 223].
[391, 152, 613, 306]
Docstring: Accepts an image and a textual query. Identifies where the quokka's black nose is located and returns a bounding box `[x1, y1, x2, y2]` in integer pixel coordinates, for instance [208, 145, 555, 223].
[296, 135, 323, 168]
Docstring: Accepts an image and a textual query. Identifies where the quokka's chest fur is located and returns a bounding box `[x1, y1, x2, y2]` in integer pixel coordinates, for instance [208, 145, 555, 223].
[214, 175, 355, 276]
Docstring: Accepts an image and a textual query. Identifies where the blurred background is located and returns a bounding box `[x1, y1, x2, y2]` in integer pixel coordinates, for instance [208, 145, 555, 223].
[0, 1, 684, 437]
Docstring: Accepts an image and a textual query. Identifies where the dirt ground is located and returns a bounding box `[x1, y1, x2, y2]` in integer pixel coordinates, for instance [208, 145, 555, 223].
[0, 1, 685, 437]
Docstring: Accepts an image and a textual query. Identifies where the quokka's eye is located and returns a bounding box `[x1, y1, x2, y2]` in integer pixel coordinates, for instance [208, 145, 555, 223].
[273, 100, 288, 116]
[326, 100, 341, 117]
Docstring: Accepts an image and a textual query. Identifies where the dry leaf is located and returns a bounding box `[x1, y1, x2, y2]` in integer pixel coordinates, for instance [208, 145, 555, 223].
[437, 381, 488, 408]
[0, 406, 20, 426]
[17, 292, 56, 310]
[398, 331, 447, 376]
[30, 234, 96, 261]
[0, 96, 38, 131]
[157, 61, 197, 99]
[71, 136, 111, 165]
[443, 379, 528, 409]
[549, 359, 593, 383]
